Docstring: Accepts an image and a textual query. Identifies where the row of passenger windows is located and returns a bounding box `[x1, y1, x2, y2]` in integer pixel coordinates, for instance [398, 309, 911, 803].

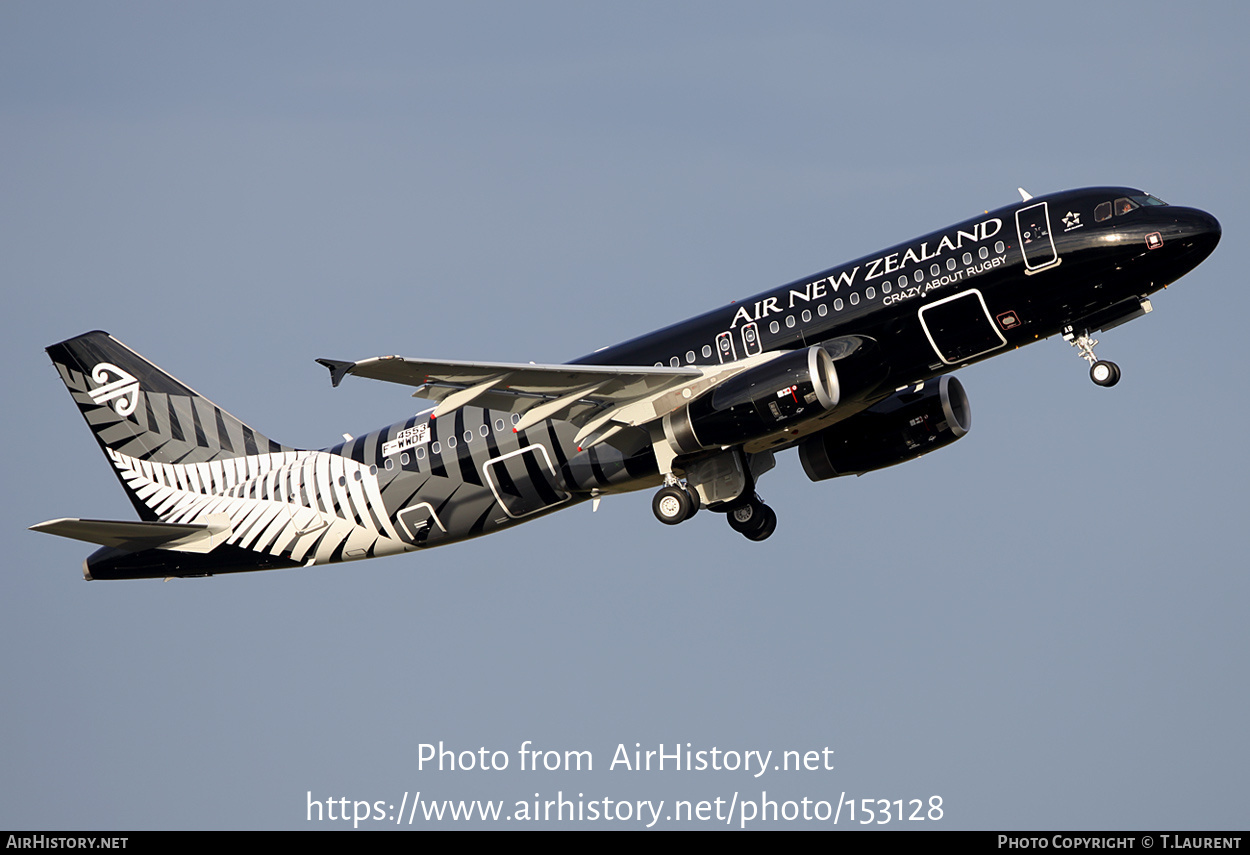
[656, 240, 1007, 366]
[378, 412, 524, 470]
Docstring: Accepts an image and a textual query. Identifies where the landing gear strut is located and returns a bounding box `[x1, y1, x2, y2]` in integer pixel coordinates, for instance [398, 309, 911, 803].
[1064, 326, 1121, 387]
[725, 495, 777, 541]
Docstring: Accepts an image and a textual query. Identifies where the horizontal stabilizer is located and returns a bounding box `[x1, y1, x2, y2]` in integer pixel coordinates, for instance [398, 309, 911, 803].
[30, 514, 233, 554]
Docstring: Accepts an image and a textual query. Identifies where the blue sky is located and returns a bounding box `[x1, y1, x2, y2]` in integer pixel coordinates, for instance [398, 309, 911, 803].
[3, 1, 1247, 829]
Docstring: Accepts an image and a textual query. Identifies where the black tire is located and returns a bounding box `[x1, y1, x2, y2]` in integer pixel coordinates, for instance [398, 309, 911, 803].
[683, 485, 701, 520]
[1090, 360, 1121, 387]
[745, 505, 777, 541]
[653, 486, 692, 525]
[727, 497, 775, 539]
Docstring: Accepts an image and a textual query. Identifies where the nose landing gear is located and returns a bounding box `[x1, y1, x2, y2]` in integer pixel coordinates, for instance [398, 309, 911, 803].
[1089, 359, 1121, 387]
[1064, 326, 1121, 387]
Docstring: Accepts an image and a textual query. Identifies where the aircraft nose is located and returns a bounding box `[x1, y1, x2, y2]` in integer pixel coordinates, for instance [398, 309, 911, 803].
[1179, 207, 1221, 260]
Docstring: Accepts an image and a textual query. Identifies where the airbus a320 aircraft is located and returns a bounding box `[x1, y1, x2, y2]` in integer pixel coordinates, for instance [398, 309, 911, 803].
[33, 187, 1220, 580]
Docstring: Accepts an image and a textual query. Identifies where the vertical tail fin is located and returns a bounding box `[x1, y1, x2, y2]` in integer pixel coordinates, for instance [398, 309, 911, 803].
[47, 331, 292, 471]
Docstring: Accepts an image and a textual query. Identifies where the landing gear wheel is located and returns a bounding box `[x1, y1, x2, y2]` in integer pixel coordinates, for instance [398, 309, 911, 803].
[1067, 328, 1122, 388]
[1090, 360, 1121, 387]
[726, 497, 776, 540]
[653, 486, 693, 525]
[727, 501, 759, 534]
[745, 505, 777, 541]
[683, 485, 701, 521]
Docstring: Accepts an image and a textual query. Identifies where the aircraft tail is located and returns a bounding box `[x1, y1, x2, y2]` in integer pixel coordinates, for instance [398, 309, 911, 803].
[46, 332, 293, 518]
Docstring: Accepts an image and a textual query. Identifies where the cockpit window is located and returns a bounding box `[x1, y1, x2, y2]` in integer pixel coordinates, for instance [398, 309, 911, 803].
[1098, 194, 1166, 222]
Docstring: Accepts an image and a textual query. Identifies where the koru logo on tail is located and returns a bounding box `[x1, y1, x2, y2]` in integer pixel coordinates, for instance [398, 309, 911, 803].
[88, 363, 140, 416]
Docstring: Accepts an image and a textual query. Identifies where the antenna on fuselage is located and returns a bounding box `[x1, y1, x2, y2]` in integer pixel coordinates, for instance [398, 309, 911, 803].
[1018, 187, 1033, 201]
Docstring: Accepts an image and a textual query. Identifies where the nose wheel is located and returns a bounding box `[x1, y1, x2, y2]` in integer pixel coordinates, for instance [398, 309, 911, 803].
[1090, 360, 1121, 387]
[1064, 326, 1121, 387]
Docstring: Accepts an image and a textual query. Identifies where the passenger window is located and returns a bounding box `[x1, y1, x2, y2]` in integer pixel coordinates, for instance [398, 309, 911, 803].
[946, 258, 956, 271]
[915, 269, 924, 282]
[702, 344, 712, 358]
[416, 447, 425, 460]
[1095, 202, 1113, 222]
[431, 442, 441, 454]
[463, 430, 473, 443]
[685, 350, 695, 363]
[834, 298, 844, 311]
[882, 281, 891, 294]
[930, 263, 940, 276]
[785, 315, 796, 328]
[480, 425, 489, 437]
[850, 293, 860, 306]
[495, 419, 505, 431]
[979, 246, 988, 259]
[994, 240, 1005, 253]
[401, 452, 410, 464]
[385, 458, 394, 470]
[963, 252, 972, 265]
[818, 304, 827, 317]
[865, 287, 875, 299]
[769, 321, 780, 333]
[670, 356, 680, 367]
[801, 309, 811, 322]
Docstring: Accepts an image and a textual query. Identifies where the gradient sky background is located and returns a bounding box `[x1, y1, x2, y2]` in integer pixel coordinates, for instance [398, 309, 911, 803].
[3, 1, 1247, 830]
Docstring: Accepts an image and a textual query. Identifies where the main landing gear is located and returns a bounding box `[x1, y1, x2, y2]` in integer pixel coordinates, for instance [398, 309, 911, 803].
[652, 481, 700, 525]
[1064, 326, 1121, 388]
[650, 479, 777, 541]
[725, 495, 777, 541]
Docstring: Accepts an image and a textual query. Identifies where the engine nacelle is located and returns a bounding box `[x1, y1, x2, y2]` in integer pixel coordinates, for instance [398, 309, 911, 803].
[662, 346, 839, 455]
[798, 375, 971, 481]
[660, 338, 889, 455]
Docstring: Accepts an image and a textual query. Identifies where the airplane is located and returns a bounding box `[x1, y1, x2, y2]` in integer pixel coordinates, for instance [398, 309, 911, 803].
[31, 186, 1220, 580]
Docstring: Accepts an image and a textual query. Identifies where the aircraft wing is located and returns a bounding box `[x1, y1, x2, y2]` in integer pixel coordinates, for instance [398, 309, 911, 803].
[316, 353, 778, 449]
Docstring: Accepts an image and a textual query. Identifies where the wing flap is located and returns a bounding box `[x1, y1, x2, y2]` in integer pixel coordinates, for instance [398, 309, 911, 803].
[317, 351, 786, 444]
[321, 355, 699, 398]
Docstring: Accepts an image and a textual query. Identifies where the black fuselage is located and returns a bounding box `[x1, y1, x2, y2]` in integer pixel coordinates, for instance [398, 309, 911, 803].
[68, 186, 1221, 578]
[577, 187, 1219, 392]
